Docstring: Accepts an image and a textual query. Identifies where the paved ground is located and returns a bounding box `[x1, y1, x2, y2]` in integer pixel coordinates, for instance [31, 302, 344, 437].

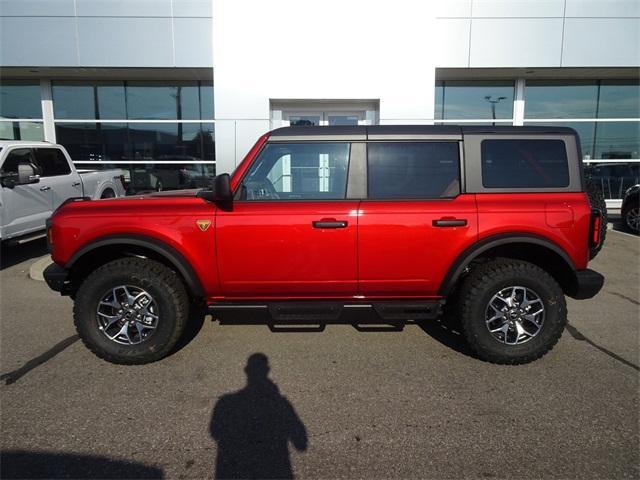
[1, 231, 638, 479]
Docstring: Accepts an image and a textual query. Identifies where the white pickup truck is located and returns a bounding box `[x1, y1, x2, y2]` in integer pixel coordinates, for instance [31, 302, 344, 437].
[0, 141, 125, 244]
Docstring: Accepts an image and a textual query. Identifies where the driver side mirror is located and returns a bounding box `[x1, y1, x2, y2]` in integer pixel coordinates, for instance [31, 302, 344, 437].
[18, 163, 40, 185]
[197, 173, 232, 204]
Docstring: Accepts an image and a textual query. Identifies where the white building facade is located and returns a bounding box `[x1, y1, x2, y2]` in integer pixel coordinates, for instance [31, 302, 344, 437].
[1, 0, 638, 207]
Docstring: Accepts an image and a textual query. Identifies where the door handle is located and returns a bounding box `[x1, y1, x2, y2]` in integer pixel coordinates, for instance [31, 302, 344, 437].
[433, 218, 467, 227]
[312, 219, 348, 229]
[72, 182, 81, 187]
[39, 186, 51, 192]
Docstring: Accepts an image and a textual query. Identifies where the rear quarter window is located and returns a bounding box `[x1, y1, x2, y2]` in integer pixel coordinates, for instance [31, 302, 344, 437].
[481, 139, 570, 188]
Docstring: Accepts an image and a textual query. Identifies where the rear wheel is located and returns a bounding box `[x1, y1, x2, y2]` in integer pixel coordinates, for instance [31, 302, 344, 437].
[456, 259, 567, 365]
[74, 257, 188, 364]
[622, 199, 639, 234]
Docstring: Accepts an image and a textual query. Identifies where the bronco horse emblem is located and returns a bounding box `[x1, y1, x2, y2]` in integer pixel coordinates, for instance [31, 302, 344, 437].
[196, 219, 211, 231]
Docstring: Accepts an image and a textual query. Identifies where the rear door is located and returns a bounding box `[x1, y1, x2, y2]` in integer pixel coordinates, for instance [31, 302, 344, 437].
[216, 141, 360, 298]
[33, 148, 82, 209]
[358, 141, 478, 297]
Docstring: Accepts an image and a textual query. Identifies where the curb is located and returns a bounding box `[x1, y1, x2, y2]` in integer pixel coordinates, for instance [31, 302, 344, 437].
[30, 255, 53, 282]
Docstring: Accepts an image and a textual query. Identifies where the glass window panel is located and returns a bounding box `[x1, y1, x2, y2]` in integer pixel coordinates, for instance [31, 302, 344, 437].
[594, 121, 640, 159]
[288, 115, 321, 126]
[126, 83, 179, 120]
[200, 83, 214, 119]
[178, 84, 200, 120]
[241, 143, 349, 200]
[200, 123, 215, 160]
[55, 122, 128, 161]
[434, 82, 444, 120]
[96, 83, 126, 119]
[481, 139, 570, 188]
[525, 122, 596, 159]
[0, 121, 44, 140]
[442, 81, 514, 120]
[585, 162, 640, 200]
[525, 81, 598, 119]
[598, 81, 640, 119]
[368, 142, 460, 199]
[129, 123, 207, 160]
[34, 148, 72, 177]
[0, 82, 42, 119]
[328, 115, 359, 126]
[52, 83, 95, 119]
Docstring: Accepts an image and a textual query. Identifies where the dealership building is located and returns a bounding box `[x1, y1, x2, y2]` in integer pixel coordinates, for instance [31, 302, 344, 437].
[0, 0, 638, 208]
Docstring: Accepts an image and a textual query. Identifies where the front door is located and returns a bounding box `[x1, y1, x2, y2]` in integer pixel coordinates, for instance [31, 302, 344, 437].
[0, 147, 52, 238]
[358, 141, 478, 297]
[216, 141, 359, 298]
[33, 147, 82, 209]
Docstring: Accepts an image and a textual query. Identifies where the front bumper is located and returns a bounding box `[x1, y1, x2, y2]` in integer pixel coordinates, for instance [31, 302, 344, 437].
[43, 263, 72, 295]
[569, 268, 605, 300]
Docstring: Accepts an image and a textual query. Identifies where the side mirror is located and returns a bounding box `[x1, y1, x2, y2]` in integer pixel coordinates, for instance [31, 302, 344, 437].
[197, 173, 232, 203]
[17, 163, 40, 185]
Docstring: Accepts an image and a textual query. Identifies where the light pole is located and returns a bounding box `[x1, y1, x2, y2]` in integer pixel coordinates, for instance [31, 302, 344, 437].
[484, 95, 507, 126]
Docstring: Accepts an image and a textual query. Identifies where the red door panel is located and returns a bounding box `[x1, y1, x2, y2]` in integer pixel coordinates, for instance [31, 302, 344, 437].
[216, 201, 359, 299]
[358, 195, 478, 297]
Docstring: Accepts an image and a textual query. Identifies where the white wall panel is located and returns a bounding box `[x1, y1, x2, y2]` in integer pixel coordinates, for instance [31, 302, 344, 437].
[562, 18, 640, 67]
[0, 0, 75, 16]
[565, 0, 640, 17]
[0, 17, 78, 66]
[472, 0, 565, 17]
[173, 18, 213, 67]
[77, 17, 173, 67]
[75, 0, 172, 17]
[172, 0, 212, 17]
[435, 19, 470, 67]
[470, 18, 563, 67]
[435, 0, 472, 18]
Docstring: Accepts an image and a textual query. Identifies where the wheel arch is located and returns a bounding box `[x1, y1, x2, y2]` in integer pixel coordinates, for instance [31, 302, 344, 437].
[440, 234, 578, 297]
[66, 235, 204, 298]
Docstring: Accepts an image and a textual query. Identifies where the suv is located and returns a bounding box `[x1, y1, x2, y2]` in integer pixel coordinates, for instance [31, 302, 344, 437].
[43, 126, 605, 365]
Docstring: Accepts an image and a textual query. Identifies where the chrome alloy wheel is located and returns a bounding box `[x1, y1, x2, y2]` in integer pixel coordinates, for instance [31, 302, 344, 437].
[626, 207, 640, 233]
[485, 286, 545, 345]
[96, 285, 159, 345]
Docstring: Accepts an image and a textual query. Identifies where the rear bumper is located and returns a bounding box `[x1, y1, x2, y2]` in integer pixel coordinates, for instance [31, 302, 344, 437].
[43, 263, 72, 295]
[569, 268, 605, 300]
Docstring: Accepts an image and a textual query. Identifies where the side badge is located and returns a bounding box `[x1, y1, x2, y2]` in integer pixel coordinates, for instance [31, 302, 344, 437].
[196, 219, 211, 232]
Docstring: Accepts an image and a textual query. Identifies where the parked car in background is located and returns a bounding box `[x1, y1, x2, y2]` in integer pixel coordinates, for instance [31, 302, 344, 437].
[0, 141, 125, 244]
[584, 162, 640, 201]
[621, 184, 639, 234]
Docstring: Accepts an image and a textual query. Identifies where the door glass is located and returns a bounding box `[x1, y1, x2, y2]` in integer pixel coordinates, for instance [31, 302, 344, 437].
[34, 148, 72, 177]
[288, 115, 321, 126]
[328, 115, 359, 126]
[1, 148, 33, 174]
[240, 142, 350, 200]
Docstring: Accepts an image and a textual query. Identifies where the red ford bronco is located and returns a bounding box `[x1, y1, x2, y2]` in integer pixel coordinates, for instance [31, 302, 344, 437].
[44, 126, 606, 365]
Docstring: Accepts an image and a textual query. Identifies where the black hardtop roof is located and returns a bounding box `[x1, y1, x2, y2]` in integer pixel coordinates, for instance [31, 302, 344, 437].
[268, 125, 577, 138]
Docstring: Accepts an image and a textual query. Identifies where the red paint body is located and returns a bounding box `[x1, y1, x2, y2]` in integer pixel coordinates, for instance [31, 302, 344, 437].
[49, 133, 594, 304]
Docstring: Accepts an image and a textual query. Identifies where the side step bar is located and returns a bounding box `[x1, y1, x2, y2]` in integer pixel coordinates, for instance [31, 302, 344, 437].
[208, 301, 442, 322]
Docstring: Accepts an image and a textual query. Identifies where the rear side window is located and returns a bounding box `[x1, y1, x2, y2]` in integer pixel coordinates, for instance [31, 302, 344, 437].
[481, 139, 569, 188]
[367, 142, 460, 199]
[240, 142, 349, 200]
[34, 148, 71, 177]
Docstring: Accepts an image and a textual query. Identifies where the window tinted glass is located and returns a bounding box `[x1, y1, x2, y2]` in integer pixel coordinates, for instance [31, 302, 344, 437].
[481, 139, 569, 188]
[439, 81, 514, 120]
[0, 83, 42, 119]
[598, 81, 640, 119]
[34, 148, 71, 176]
[53, 84, 95, 119]
[594, 121, 640, 159]
[241, 143, 349, 200]
[525, 81, 598, 119]
[1, 148, 32, 174]
[368, 142, 460, 199]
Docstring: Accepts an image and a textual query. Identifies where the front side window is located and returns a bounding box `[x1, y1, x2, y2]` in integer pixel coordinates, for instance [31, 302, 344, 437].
[34, 148, 71, 177]
[1, 148, 33, 175]
[481, 139, 569, 188]
[367, 142, 460, 199]
[240, 143, 350, 201]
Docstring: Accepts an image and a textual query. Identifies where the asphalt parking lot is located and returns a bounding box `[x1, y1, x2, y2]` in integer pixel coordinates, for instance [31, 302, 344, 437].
[1, 228, 638, 479]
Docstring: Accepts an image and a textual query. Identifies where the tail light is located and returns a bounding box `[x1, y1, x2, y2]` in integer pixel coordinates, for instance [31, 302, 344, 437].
[589, 208, 602, 248]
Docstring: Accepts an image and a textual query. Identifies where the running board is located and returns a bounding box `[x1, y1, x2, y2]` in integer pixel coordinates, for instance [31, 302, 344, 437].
[208, 301, 441, 322]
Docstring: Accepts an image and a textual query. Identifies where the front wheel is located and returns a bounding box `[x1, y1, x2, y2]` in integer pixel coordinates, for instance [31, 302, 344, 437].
[622, 201, 639, 234]
[74, 257, 189, 364]
[455, 259, 567, 365]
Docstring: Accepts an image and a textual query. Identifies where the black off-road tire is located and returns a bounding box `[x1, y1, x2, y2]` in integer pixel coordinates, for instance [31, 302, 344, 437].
[74, 257, 189, 365]
[455, 258, 567, 365]
[586, 180, 607, 259]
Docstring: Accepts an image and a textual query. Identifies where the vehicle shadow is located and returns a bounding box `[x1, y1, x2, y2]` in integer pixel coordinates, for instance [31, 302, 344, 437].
[0, 450, 163, 479]
[0, 238, 48, 271]
[209, 353, 308, 479]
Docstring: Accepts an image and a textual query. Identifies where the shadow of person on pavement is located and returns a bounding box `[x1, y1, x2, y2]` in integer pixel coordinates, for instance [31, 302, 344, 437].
[209, 353, 308, 480]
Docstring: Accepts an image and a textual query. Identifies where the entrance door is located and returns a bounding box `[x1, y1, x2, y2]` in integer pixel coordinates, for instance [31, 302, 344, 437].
[216, 141, 359, 298]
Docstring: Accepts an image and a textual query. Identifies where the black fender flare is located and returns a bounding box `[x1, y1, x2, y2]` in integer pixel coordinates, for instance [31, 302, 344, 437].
[66, 234, 204, 297]
[438, 233, 577, 296]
